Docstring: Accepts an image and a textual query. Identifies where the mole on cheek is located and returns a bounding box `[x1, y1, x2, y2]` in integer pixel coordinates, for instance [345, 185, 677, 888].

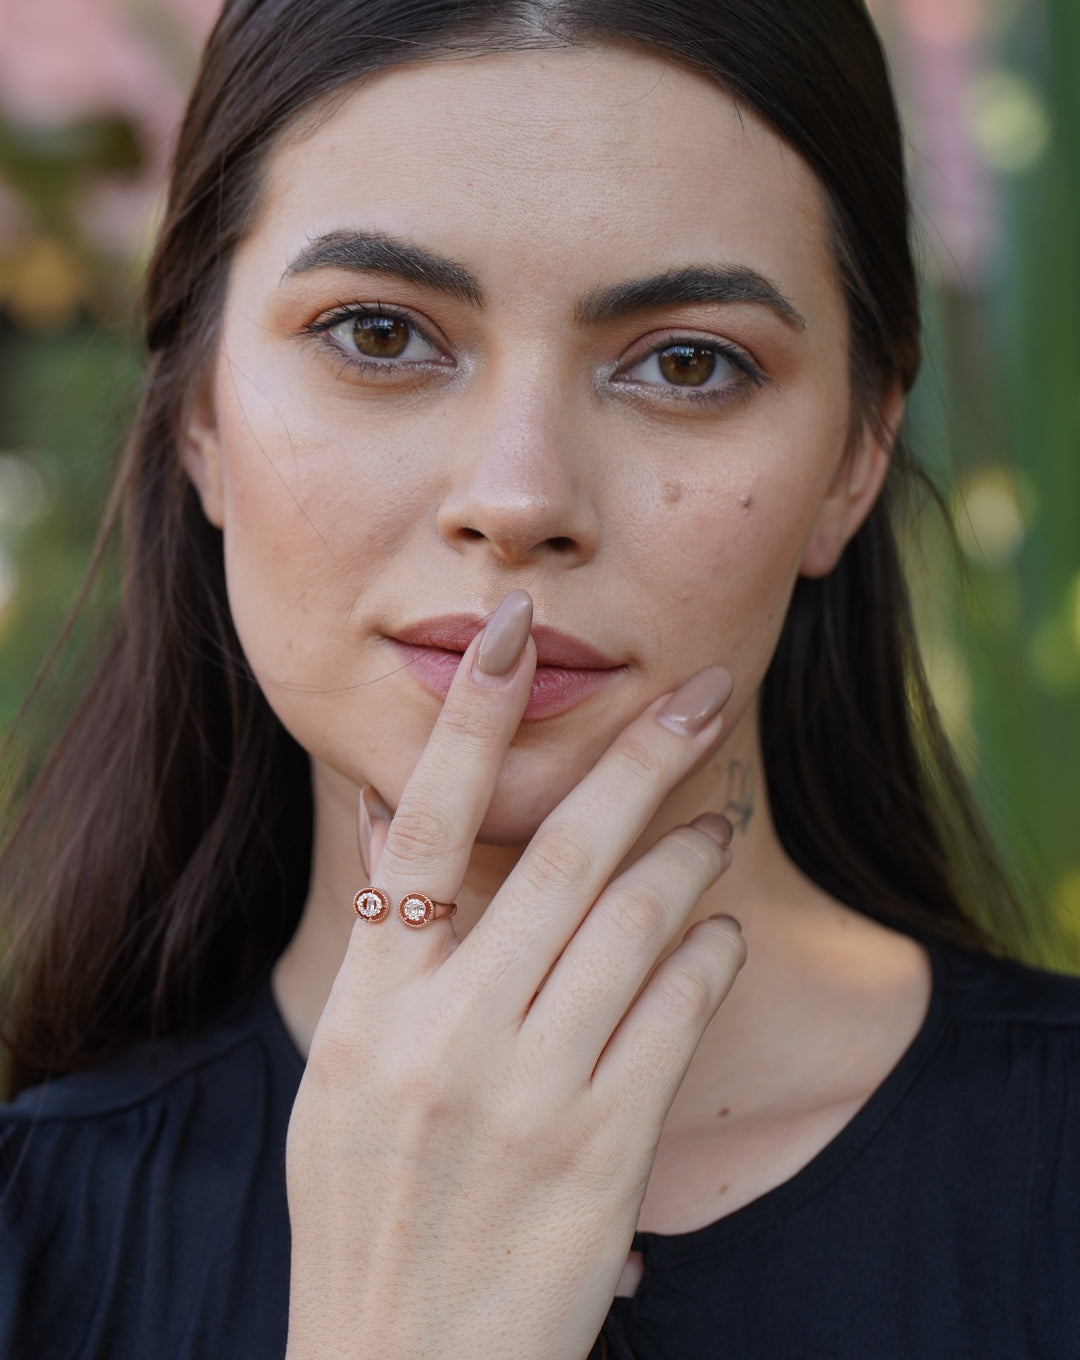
[739, 492, 754, 509]
[662, 480, 682, 505]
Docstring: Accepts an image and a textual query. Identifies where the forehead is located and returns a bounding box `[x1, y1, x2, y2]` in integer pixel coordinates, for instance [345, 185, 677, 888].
[247, 44, 839, 319]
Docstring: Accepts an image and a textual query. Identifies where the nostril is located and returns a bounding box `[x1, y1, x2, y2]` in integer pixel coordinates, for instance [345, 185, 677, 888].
[548, 536, 575, 553]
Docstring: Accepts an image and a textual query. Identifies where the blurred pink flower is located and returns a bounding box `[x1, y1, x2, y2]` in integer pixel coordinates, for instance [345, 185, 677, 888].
[162, 0, 221, 44]
[0, 0, 220, 255]
[893, 0, 996, 285]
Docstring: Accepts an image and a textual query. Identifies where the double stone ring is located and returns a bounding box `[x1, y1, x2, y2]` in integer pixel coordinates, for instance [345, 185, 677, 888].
[353, 887, 458, 929]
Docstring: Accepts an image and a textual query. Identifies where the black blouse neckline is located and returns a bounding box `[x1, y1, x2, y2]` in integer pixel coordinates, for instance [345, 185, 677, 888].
[628, 937, 950, 1265]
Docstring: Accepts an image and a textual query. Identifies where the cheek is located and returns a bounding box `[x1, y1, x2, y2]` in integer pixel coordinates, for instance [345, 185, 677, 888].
[639, 413, 844, 681]
[211, 358, 415, 686]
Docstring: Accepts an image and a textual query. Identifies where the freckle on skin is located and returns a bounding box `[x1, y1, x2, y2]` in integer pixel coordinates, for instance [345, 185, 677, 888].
[739, 492, 753, 509]
[716, 1107, 730, 1118]
[662, 480, 682, 504]
[718, 1184, 729, 1195]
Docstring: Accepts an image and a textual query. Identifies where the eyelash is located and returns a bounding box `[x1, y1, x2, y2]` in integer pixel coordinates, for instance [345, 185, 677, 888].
[300, 302, 770, 408]
[299, 301, 447, 379]
[615, 334, 769, 410]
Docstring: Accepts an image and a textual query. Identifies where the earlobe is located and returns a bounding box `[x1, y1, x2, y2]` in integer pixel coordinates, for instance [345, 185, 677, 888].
[179, 371, 226, 529]
[798, 384, 904, 580]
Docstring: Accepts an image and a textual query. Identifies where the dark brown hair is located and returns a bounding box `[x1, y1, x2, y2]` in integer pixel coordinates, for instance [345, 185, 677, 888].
[0, 0, 1032, 1095]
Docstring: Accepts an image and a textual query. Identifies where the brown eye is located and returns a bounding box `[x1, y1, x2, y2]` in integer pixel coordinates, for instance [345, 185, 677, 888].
[657, 344, 717, 386]
[352, 314, 411, 358]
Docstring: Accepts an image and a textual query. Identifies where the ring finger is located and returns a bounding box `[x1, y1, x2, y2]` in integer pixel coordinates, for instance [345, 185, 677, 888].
[522, 813, 733, 1068]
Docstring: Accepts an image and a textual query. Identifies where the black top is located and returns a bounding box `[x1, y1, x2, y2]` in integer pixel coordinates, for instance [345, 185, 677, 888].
[3, 939, 1080, 1359]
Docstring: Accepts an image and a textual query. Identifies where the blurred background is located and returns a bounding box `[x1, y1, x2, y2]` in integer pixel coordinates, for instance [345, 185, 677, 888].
[0, 0, 1077, 960]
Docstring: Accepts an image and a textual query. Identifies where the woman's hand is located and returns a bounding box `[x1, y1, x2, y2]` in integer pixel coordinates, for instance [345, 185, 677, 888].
[285, 590, 744, 1360]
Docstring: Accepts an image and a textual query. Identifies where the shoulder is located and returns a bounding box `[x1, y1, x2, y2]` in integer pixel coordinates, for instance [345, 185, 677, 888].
[2, 975, 301, 1123]
[925, 940, 1080, 1093]
[0, 978, 301, 1359]
[935, 939, 1080, 1030]
[0, 976, 303, 1201]
[914, 942, 1080, 1184]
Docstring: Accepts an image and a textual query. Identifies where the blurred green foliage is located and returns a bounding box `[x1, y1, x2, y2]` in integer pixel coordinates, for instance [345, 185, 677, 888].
[902, 0, 1080, 964]
[0, 322, 136, 735]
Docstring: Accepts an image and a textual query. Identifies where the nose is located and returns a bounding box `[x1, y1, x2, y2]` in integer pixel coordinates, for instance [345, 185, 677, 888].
[435, 382, 601, 568]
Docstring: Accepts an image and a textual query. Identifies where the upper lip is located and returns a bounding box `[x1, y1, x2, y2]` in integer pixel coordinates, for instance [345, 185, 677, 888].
[390, 614, 623, 669]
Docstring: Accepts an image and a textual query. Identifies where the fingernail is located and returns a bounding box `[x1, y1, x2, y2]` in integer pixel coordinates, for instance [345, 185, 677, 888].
[358, 786, 392, 870]
[690, 813, 733, 848]
[362, 785, 392, 823]
[708, 912, 741, 931]
[475, 590, 533, 678]
[657, 667, 733, 736]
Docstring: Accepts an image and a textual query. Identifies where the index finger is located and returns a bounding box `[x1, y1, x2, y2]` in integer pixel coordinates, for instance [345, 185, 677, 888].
[346, 589, 537, 965]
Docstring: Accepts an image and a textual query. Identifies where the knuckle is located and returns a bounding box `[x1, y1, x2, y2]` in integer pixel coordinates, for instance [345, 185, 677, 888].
[383, 799, 455, 866]
[603, 884, 669, 951]
[613, 734, 661, 783]
[385, 1049, 454, 1110]
[655, 962, 715, 1023]
[702, 915, 749, 970]
[439, 697, 503, 751]
[522, 824, 597, 891]
[668, 825, 725, 878]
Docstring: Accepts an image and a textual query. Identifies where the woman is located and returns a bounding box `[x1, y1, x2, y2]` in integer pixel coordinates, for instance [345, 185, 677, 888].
[2, 1, 1077, 1356]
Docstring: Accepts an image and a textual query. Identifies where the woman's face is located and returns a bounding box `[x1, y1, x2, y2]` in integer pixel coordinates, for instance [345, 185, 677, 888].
[183, 45, 890, 841]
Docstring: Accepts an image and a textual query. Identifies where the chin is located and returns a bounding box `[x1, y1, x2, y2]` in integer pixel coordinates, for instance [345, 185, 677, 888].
[475, 761, 585, 846]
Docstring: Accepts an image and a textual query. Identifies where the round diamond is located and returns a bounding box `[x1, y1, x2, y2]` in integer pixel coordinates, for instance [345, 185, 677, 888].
[402, 895, 429, 924]
[354, 889, 388, 921]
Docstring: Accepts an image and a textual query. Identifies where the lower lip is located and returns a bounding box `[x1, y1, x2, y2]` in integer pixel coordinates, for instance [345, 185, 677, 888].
[389, 642, 622, 720]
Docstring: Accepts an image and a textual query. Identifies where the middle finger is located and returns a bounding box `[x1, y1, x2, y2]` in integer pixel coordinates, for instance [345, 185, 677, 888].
[456, 666, 733, 997]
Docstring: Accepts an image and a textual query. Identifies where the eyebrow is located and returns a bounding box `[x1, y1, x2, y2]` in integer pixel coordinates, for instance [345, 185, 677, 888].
[282, 229, 806, 331]
[575, 266, 807, 331]
[282, 229, 484, 306]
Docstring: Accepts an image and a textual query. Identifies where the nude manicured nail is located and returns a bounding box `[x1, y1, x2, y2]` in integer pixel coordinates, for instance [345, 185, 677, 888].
[657, 667, 733, 736]
[475, 591, 533, 677]
[357, 786, 392, 871]
[361, 785, 392, 823]
[690, 812, 734, 848]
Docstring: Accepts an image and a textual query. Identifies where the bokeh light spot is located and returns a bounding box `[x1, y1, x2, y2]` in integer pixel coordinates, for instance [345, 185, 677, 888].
[953, 466, 1026, 565]
[1071, 571, 1080, 657]
[0, 454, 49, 528]
[900, 0, 984, 47]
[966, 69, 1052, 174]
[0, 235, 88, 330]
[1031, 601, 1080, 693]
[922, 639, 976, 768]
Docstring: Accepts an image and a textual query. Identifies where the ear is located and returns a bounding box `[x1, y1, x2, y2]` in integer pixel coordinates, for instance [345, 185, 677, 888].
[178, 367, 225, 529]
[799, 382, 904, 579]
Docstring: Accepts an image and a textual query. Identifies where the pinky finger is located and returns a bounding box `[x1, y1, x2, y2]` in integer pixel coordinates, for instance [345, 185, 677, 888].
[594, 914, 747, 1109]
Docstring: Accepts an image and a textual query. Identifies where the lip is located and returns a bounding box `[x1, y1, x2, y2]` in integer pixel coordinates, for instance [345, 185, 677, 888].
[386, 613, 626, 720]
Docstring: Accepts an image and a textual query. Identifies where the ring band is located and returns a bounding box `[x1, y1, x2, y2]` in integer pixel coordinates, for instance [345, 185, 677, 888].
[398, 892, 458, 929]
[354, 887, 391, 922]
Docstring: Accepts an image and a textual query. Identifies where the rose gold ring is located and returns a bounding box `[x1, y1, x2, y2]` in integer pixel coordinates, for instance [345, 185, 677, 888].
[398, 892, 458, 929]
[353, 887, 391, 923]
